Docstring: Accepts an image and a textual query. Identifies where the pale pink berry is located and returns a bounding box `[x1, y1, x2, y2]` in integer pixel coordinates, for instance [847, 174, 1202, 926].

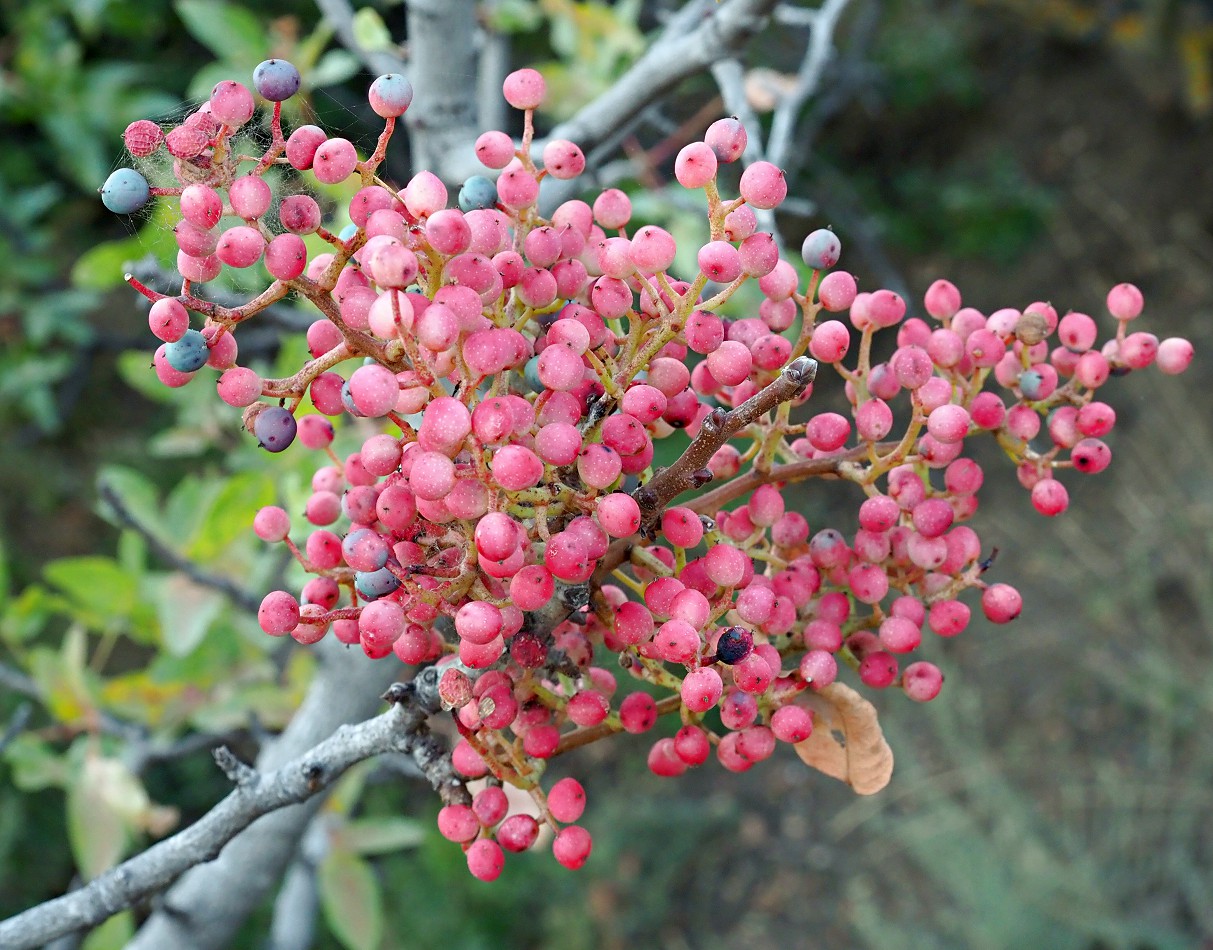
[218, 367, 261, 406]
[926, 403, 970, 444]
[1106, 282, 1143, 320]
[1157, 337, 1194, 374]
[818, 270, 857, 311]
[806, 412, 851, 452]
[738, 161, 787, 209]
[209, 80, 255, 126]
[674, 141, 718, 189]
[229, 175, 272, 219]
[981, 583, 1022, 623]
[503, 67, 545, 109]
[475, 130, 515, 168]
[215, 226, 265, 268]
[492, 445, 544, 491]
[808, 320, 850, 362]
[312, 137, 359, 184]
[706, 340, 753, 386]
[592, 188, 631, 229]
[921, 279, 960, 319]
[597, 492, 641, 537]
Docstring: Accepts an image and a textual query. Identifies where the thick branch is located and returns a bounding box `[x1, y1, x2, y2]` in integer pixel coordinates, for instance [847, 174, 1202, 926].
[634, 356, 817, 530]
[121, 645, 409, 950]
[549, 0, 778, 153]
[404, 0, 481, 180]
[0, 679, 451, 950]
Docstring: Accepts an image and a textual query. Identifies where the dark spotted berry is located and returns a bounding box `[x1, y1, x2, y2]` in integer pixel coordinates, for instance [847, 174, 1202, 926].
[254, 406, 297, 453]
[716, 626, 754, 665]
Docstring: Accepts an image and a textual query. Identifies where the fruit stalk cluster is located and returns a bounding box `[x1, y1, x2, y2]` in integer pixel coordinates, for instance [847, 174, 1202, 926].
[102, 59, 1194, 879]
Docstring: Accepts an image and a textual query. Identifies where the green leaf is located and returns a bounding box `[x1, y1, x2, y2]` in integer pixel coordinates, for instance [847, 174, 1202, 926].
[0, 531, 9, 598]
[352, 8, 393, 52]
[43, 557, 138, 627]
[1, 585, 54, 645]
[309, 50, 362, 89]
[486, 0, 545, 33]
[72, 236, 149, 290]
[174, 0, 265, 63]
[82, 911, 134, 950]
[187, 470, 275, 562]
[67, 754, 128, 879]
[154, 572, 226, 656]
[340, 816, 426, 856]
[3, 734, 70, 791]
[318, 850, 383, 950]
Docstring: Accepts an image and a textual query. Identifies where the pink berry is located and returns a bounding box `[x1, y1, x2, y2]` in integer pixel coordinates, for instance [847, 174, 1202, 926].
[466, 839, 505, 881]
[738, 160, 787, 209]
[1156, 337, 1194, 374]
[503, 67, 545, 109]
[209, 80, 255, 126]
[1106, 282, 1143, 320]
[902, 661, 944, 701]
[681, 667, 724, 713]
[674, 141, 718, 189]
[547, 777, 586, 823]
[1030, 477, 1069, 516]
[552, 825, 592, 870]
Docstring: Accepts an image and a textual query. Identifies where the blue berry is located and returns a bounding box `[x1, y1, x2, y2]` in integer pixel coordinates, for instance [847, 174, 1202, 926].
[523, 355, 543, 393]
[101, 168, 150, 214]
[340, 379, 367, 418]
[253, 59, 301, 102]
[368, 74, 414, 118]
[715, 626, 753, 665]
[458, 176, 499, 212]
[355, 567, 400, 599]
[1019, 369, 1044, 400]
[163, 329, 209, 372]
[338, 223, 359, 242]
[254, 406, 297, 452]
[801, 228, 841, 270]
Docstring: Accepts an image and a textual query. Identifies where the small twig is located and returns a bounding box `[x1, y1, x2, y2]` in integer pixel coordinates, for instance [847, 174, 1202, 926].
[213, 747, 258, 787]
[765, 0, 855, 172]
[97, 480, 262, 616]
[634, 356, 818, 530]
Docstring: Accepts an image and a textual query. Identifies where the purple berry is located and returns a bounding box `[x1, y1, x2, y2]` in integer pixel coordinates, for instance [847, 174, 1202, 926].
[254, 406, 297, 453]
[715, 626, 754, 664]
[253, 59, 301, 102]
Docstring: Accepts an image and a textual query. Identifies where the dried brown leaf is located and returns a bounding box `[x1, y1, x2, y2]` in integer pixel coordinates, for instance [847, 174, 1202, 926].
[743, 68, 800, 112]
[793, 682, 894, 795]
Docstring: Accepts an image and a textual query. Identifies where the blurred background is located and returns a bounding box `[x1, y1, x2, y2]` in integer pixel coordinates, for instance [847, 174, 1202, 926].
[1, 1, 1212, 947]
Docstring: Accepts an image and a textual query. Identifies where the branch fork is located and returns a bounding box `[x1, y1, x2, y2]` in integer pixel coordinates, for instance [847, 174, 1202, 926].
[634, 356, 817, 531]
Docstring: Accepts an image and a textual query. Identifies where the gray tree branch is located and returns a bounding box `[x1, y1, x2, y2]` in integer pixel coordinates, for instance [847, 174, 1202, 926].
[0, 663, 457, 950]
[120, 645, 421, 950]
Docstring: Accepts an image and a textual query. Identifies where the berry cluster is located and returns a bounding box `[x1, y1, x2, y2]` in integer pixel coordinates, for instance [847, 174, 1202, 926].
[105, 61, 1193, 879]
